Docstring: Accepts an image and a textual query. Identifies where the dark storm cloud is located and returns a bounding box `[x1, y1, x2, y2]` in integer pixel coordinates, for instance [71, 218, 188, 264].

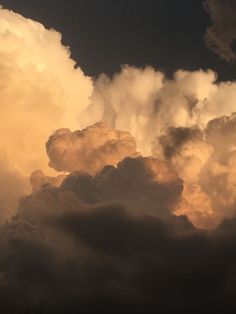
[20, 156, 183, 224]
[1, 182, 236, 313]
[0, 153, 235, 313]
[61, 156, 183, 217]
[205, 0, 236, 62]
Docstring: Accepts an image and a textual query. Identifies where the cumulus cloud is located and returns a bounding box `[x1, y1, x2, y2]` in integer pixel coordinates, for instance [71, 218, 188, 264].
[205, 112, 236, 156]
[61, 156, 183, 217]
[80, 66, 236, 155]
[2, 6, 236, 313]
[152, 126, 214, 228]
[1, 5, 236, 224]
[30, 170, 66, 192]
[0, 7, 92, 175]
[46, 122, 138, 175]
[149, 113, 236, 228]
[0, 158, 29, 223]
[0, 7, 92, 217]
[205, 0, 236, 62]
[200, 114, 236, 220]
[1, 4, 236, 221]
[152, 126, 213, 183]
[77, 64, 236, 228]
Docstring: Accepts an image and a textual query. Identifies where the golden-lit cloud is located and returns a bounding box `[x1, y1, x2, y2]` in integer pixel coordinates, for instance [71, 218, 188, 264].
[46, 122, 138, 175]
[82, 66, 236, 156]
[0, 7, 93, 218]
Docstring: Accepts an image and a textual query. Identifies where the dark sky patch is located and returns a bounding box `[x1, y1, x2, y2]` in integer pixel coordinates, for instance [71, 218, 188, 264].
[1, 0, 235, 80]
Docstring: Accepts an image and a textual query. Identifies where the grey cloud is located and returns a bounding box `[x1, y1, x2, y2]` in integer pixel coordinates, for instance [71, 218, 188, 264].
[2, 186, 236, 313]
[152, 126, 204, 160]
[61, 156, 183, 217]
[205, 0, 236, 62]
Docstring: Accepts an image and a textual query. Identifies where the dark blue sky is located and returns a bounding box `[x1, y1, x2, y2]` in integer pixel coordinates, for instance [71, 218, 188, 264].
[1, 0, 235, 80]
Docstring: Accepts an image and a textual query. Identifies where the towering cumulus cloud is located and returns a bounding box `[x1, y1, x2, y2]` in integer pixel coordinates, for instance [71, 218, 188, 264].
[78, 66, 236, 228]
[0, 7, 92, 219]
[205, 0, 236, 62]
[2, 6, 236, 314]
[82, 67, 236, 155]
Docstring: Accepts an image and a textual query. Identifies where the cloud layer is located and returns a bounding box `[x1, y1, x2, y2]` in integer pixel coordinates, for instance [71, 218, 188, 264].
[2, 170, 236, 313]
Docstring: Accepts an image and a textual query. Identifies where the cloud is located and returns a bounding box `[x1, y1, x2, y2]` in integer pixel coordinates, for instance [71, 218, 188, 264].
[1, 3, 236, 221]
[0, 157, 29, 223]
[46, 122, 138, 175]
[2, 6, 236, 313]
[152, 126, 214, 228]
[152, 126, 213, 183]
[1, 178, 236, 313]
[1, 6, 236, 225]
[205, 0, 236, 62]
[205, 112, 236, 156]
[80, 66, 236, 156]
[0, 7, 93, 217]
[61, 156, 183, 217]
[200, 114, 236, 220]
[30, 170, 66, 192]
[149, 113, 236, 228]
[0, 7, 92, 176]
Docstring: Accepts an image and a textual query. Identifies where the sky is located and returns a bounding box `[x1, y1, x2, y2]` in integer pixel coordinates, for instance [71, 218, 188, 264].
[1, 0, 235, 80]
[0, 1, 236, 313]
